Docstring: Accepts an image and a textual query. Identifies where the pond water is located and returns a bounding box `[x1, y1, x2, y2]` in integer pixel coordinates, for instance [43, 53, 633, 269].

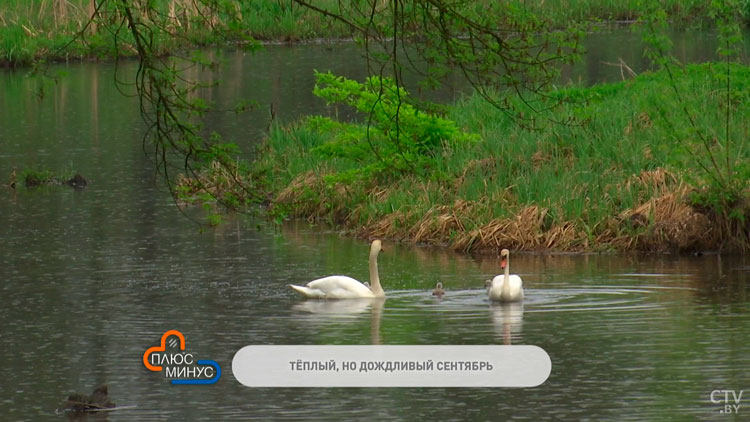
[1, 30, 750, 421]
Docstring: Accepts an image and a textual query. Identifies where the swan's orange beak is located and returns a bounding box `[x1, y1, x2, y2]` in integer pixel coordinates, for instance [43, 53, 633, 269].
[500, 258, 506, 269]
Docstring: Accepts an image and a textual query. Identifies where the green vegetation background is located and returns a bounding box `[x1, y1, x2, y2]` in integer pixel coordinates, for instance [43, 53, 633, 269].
[3, 0, 749, 252]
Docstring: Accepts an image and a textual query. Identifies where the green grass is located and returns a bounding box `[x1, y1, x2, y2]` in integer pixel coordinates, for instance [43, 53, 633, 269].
[0, 0, 355, 66]
[519, 0, 717, 26]
[15, 166, 82, 187]
[255, 63, 750, 252]
[2, 0, 746, 66]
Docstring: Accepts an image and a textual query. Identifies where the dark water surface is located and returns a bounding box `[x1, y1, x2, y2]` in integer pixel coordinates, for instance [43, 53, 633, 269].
[1, 32, 750, 421]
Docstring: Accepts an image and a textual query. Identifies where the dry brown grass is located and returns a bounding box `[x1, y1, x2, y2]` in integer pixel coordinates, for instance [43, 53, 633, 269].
[272, 171, 358, 223]
[613, 168, 732, 252]
[362, 199, 480, 245]
[531, 149, 550, 169]
[411, 199, 472, 243]
[453, 206, 583, 252]
[268, 166, 747, 253]
[624, 112, 652, 136]
[175, 160, 255, 205]
[274, 171, 320, 204]
[622, 168, 679, 201]
[629, 167, 676, 189]
[618, 185, 717, 252]
[365, 210, 414, 240]
[451, 158, 496, 192]
[273, 171, 328, 220]
[464, 157, 496, 174]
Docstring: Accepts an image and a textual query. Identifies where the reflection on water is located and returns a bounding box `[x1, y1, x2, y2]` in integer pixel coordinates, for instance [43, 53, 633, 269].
[293, 298, 379, 317]
[490, 302, 524, 345]
[1, 30, 750, 421]
[292, 298, 385, 345]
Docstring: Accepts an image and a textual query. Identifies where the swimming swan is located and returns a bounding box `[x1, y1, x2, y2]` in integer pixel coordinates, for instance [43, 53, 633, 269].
[288, 240, 385, 299]
[488, 249, 524, 302]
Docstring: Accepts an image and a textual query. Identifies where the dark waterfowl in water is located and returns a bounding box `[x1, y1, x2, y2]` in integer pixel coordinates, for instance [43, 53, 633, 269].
[64, 384, 115, 415]
[432, 282, 445, 297]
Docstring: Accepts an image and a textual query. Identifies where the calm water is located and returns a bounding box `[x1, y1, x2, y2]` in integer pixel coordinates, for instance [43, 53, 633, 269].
[1, 31, 750, 421]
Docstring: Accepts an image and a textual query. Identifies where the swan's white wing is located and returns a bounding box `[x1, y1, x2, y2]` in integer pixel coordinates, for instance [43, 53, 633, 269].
[288, 284, 327, 298]
[290, 275, 374, 299]
[508, 275, 524, 300]
[508, 274, 523, 302]
[508, 275, 523, 288]
[490, 275, 504, 287]
[487, 275, 505, 301]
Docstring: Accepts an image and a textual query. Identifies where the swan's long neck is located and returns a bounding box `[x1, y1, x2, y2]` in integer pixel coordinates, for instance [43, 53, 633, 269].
[369, 248, 385, 297]
[501, 255, 511, 296]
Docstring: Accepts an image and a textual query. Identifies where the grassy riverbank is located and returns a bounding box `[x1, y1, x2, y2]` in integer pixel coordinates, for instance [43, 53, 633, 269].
[0, 0, 353, 66]
[1, 0, 745, 67]
[523, 0, 732, 25]
[253, 63, 750, 253]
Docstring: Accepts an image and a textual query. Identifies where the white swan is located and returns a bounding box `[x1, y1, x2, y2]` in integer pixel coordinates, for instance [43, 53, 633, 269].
[488, 249, 524, 302]
[288, 240, 385, 299]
